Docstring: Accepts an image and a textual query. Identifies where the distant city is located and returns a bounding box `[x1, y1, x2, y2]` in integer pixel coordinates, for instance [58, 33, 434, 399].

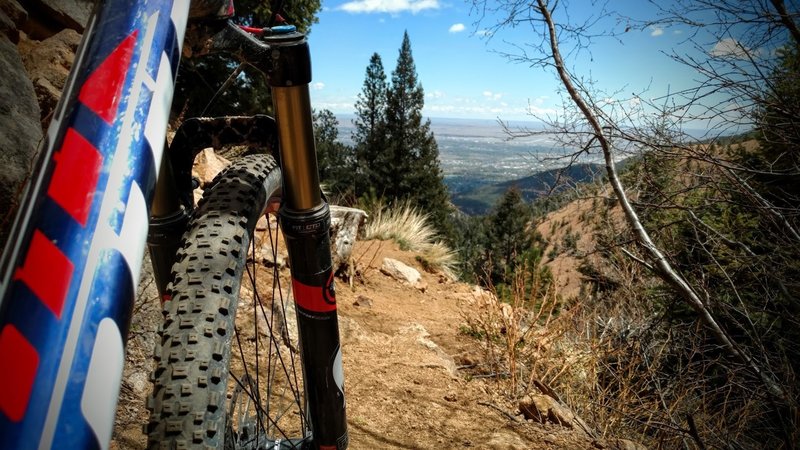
[335, 115, 590, 187]
[334, 115, 605, 214]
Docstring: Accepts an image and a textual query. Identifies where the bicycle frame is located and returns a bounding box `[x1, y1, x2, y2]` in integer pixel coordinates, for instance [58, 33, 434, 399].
[0, 1, 347, 448]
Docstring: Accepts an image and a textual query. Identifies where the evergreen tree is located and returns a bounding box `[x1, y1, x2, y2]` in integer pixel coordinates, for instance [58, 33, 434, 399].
[756, 45, 800, 207]
[384, 31, 452, 238]
[313, 109, 354, 198]
[352, 53, 388, 196]
[450, 213, 489, 283]
[484, 186, 533, 285]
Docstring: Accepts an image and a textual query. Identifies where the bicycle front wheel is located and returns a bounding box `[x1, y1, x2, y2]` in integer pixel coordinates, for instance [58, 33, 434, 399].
[145, 154, 310, 449]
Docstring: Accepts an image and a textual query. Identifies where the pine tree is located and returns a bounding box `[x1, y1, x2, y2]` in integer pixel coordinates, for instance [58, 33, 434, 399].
[485, 186, 533, 284]
[313, 109, 354, 198]
[352, 53, 388, 196]
[384, 31, 452, 238]
[757, 45, 800, 206]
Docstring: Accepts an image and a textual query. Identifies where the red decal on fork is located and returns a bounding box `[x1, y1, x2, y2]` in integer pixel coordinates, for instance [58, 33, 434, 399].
[292, 272, 337, 313]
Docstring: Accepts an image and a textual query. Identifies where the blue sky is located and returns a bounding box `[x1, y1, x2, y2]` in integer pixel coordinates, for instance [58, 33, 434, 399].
[304, 0, 721, 122]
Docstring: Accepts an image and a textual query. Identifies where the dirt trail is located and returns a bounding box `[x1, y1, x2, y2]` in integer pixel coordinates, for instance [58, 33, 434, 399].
[113, 240, 594, 449]
[335, 241, 594, 449]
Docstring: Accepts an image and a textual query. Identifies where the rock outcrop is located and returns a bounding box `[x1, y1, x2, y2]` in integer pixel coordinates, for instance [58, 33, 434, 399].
[0, 0, 92, 246]
[23, 0, 92, 36]
[18, 28, 80, 128]
[0, 0, 42, 247]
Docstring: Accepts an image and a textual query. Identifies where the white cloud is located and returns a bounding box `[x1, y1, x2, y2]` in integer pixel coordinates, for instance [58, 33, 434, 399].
[449, 23, 465, 33]
[710, 38, 751, 59]
[312, 82, 325, 90]
[475, 29, 492, 37]
[338, 0, 440, 14]
[427, 90, 446, 99]
[483, 90, 502, 100]
[650, 26, 664, 37]
[526, 103, 557, 116]
[422, 94, 557, 120]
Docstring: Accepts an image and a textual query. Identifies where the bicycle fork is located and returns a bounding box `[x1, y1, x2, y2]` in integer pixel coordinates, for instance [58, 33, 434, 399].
[148, 24, 348, 449]
[271, 34, 349, 450]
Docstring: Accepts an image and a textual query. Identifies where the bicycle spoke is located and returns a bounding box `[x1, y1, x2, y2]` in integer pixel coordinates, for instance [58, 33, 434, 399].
[227, 209, 309, 448]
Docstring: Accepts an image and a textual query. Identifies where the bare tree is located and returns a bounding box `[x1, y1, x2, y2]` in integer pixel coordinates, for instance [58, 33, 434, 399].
[473, 0, 799, 446]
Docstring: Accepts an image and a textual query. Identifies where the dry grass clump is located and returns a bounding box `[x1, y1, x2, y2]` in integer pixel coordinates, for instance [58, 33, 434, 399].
[460, 261, 577, 396]
[461, 266, 668, 444]
[363, 202, 458, 279]
[460, 244, 788, 449]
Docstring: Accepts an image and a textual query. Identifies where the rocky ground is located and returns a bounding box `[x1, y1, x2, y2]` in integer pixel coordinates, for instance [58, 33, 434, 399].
[112, 238, 608, 450]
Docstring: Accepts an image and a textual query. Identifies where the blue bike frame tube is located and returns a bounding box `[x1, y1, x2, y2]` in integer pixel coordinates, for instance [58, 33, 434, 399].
[0, 1, 188, 448]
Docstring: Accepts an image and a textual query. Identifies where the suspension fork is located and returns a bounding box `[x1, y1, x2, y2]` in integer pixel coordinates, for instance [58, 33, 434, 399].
[147, 151, 190, 301]
[147, 20, 349, 447]
[266, 31, 349, 450]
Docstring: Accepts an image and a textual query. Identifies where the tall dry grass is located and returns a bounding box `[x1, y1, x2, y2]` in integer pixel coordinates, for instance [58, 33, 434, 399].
[363, 202, 458, 279]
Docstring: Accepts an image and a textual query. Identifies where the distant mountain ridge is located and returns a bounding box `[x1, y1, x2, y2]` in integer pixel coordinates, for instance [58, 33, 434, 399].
[451, 163, 604, 215]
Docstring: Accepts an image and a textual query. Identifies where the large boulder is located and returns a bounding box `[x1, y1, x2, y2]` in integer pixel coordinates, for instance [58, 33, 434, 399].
[0, 0, 26, 42]
[25, 0, 93, 35]
[381, 258, 427, 291]
[17, 28, 81, 129]
[0, 32, 42, 247]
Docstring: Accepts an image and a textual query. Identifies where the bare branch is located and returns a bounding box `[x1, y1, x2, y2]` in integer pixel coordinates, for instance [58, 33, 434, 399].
[535, 0, 787, 403]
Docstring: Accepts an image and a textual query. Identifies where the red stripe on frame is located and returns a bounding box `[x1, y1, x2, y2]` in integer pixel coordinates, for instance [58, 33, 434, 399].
[48, 128, 103, 227]
[78, 31, 138, 124]
[0, 325, 40, 422]
[13, 230, 74, 319]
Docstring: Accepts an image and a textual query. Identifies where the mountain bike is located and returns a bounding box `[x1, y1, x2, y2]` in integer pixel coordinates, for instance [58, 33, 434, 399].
[0, 1, 347, 449]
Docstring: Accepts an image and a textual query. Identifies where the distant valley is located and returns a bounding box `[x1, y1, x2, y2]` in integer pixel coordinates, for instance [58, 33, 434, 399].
[449, 163, 604, 215]
[335, 115, 604, 215]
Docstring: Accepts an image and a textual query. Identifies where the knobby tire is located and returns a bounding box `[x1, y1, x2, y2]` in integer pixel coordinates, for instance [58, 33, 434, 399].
[145, 154, 304, 449]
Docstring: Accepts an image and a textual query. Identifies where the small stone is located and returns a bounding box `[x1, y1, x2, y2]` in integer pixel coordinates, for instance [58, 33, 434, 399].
[444, 392, 457, 402]
[381, 258, 422, 287]
[518, 394, 574, 427]
[353, 295, 373, 308]
[193, 148, 231, 186]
